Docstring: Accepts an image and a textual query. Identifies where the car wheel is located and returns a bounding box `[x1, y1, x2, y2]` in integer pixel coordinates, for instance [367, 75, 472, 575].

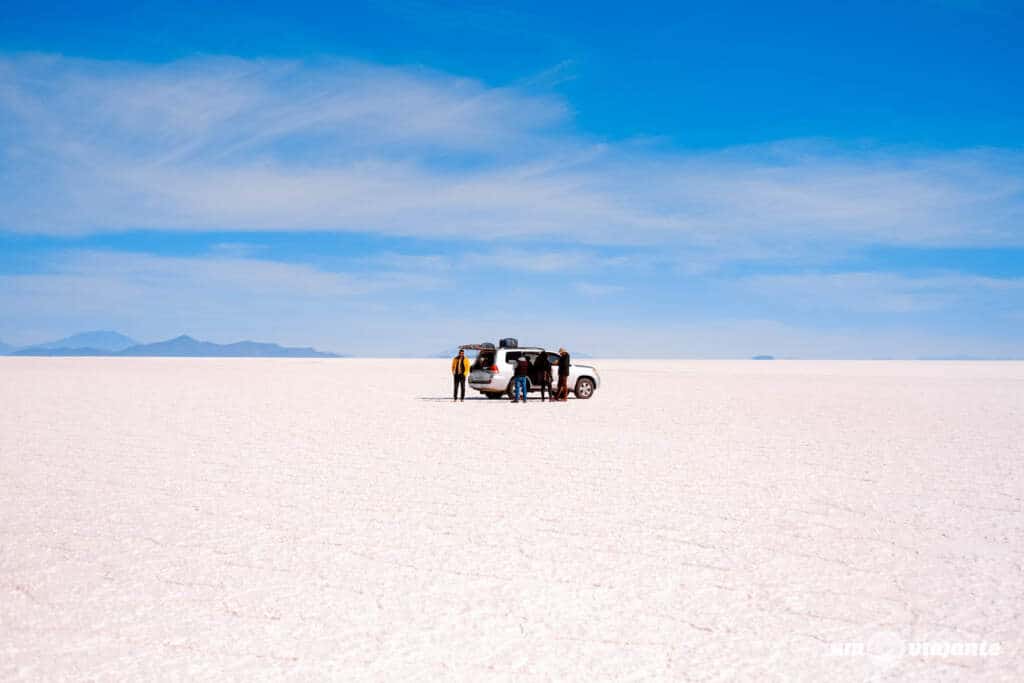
[574, 377, 595, 399]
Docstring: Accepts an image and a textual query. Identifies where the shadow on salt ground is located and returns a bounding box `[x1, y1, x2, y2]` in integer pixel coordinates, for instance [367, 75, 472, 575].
[416, 396, 491, 401]
[416, 396, 577, 402]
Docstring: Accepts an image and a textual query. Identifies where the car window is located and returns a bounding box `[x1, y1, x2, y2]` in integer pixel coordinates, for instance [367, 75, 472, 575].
[505, 351, 522, 363]
[548, 352, 560, 365]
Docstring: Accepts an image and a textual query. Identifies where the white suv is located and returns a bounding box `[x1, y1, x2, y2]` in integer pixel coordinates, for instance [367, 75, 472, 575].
[464, 342, 600, 399]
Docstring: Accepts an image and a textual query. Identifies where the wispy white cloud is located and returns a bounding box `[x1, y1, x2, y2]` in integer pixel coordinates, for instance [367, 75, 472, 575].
[2, 54, 1023, 254]
[737, 271, 1024, 314]
[573, 281, 626, 296]
[0, 249, 449, 347]
[339, 247, 643, 275]
[427, 316, 1024, 359]
[3, 247, 1022, 357]
[463, 249, 635, 273]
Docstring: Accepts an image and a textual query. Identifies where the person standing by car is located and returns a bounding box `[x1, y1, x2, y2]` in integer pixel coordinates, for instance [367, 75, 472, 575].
[533, 351, 553, 401]
[451, 349, 471, 402]
[512, 355, 530, 403]
[556, 347, 571, 400]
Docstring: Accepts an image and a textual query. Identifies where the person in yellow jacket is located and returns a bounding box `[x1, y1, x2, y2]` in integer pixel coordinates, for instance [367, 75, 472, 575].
[451, 349, 472, 402]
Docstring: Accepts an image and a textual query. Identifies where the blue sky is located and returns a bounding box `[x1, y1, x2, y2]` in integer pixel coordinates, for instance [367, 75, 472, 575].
[1, 0, 1022, 356]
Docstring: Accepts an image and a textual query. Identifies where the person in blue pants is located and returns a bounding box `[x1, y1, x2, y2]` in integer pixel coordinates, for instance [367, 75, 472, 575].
[512, 356, 530, 403]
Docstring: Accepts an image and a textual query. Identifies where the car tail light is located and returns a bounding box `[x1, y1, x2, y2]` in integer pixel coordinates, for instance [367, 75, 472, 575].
[489, 365, 499, 373]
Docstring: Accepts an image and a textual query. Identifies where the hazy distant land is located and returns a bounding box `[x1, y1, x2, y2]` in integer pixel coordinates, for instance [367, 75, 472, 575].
[4, 331, 340, 358]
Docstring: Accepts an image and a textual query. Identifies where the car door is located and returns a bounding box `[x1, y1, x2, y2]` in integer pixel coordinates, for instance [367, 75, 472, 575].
[502, 351, 521, 392]
[522, 351, 542, 390]
[547, 351, 565, 391]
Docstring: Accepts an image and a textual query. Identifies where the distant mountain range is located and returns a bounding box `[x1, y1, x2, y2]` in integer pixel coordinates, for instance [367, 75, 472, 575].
[31, 330, 138, 352]
[6, 331, 340, 358]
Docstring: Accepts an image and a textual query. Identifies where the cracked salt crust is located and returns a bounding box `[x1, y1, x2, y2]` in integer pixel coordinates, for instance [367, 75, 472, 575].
[0, 358, 1021, 680]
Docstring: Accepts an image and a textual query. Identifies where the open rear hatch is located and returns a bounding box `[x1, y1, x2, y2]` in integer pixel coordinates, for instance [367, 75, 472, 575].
[461, 343, 497, 383]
